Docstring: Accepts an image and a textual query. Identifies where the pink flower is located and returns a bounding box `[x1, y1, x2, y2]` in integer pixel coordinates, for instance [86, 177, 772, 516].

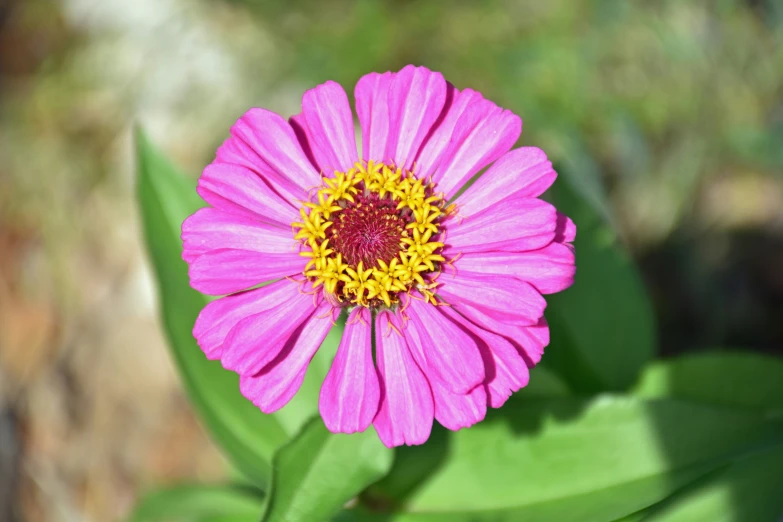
[182, 65, 576, 447]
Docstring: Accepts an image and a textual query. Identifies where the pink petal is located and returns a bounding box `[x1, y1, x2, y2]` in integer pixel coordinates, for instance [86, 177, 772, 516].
[225, 108, 322, 190]
[444, 194, 557, 254]
[440, 307, 530, 408]
[445, 196, 557, 254]
[213, 134, 305, 205]
[432, 100, 521, 199]
[450, 242, 576, 294]
[188, 249, 303, 296]
[193, 280, 297, 360]
[300, 81, 359, 173]
[181, 208, 294, 264]
[373, 310, 434, 447]
[437, 273, 546, 326]
[197, 163, 300, 226]
[319, 307, 380, 434]
[481, 335, 530, 409]
[556, 212, 577, 243]
[456, 147, 557, 216]
[239, 299, 334, 413]
[219, 286, 318, 375]
[289, 113, 320, 172]
[355, 71, 393, 162]
[414, 87, 483, 178]
[403, 297, 485, 394]
[452, 302, 550, 367]
[513, 317, 550, 366]
[431, 380, 486, 431]
[385, 65, 447, 170]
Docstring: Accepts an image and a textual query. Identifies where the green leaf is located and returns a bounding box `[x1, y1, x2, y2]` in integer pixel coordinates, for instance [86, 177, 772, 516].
[367, 365, 570, 504]
[544, 170, 657, 392]
[128, 484, 264, 522]
[135, 129, 343, 486]
[632, 351, 783, 414]
[262, 418, 393, 522]
[641, 441, 783, 522]
[348, 396, 781, 521]
[612, 509, 659, 522]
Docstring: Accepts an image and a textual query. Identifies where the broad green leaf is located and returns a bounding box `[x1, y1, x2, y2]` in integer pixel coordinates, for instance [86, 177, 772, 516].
[136, 130, 343, 486]
[349, 396, 781, 521]
[612, 509, 658, 522]
[544, 170, 656, 392]
[128, 484, 264, 522]
[633, 351, 783, 414]
[262, 418, 393, 522]
[368, 365, 570, 503]
[641, 441, 783, 522]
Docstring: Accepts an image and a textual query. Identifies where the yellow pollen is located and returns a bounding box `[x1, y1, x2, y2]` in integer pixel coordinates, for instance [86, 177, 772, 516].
[291, 161, 449, 308]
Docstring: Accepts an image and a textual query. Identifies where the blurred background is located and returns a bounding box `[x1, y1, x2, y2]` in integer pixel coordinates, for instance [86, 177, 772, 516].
[1, 0, 782, 520]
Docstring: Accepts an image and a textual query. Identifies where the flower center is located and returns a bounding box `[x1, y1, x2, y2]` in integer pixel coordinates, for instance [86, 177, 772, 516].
[329, 191, 405, 269]
[292, 161, 448, 308]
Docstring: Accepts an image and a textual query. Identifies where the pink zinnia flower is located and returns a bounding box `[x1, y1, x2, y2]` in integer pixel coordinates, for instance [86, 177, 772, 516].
[182, 65, 576, 447]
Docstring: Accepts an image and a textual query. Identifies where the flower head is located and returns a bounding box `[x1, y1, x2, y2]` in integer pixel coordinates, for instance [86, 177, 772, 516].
[183, 65, 576, 447]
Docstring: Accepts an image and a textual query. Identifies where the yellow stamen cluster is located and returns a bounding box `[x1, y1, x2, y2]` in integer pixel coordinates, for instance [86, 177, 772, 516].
[292, 161, 447, 308]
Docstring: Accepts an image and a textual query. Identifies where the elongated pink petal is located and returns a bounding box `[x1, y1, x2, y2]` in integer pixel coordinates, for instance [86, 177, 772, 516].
[440, 307, 530, 408]
[432, 381, 486, 431]
[403, 296, 485, 394]
[300, 81, 359, 173]
[289, 113, 320, 172]
[226, 108, 322, 190]
[385, 65, 447, 170]
[239, 299, 334, 413]
[450, 242, 576, 294]
[445, 196, 557, 254]
[319, 307, 380, 434]
[433, 100, 521, 198]
[219, 287, 318, 375]
[438, 273, 546, 326]
[355, 71, 393, 162]
[188, 249, 302, 296]
[512, 318, 550, 366]
[197, 163, 299, 226]
[556, 212, 577, 243]
[456, 147, 557, 216]
[182, 208, 294, 263]
[373, 310, 434, 447]
[452, 302, 550, 366]
[193, 281, 297, 360]
[214, 135, 306, 206]
[480, 334, 530, 409]
[414, 87, 483, 178]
